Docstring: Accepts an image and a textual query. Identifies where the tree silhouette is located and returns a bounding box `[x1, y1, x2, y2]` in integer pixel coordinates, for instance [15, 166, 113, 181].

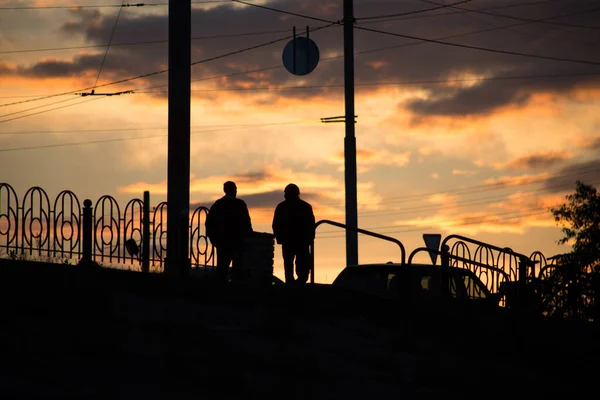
[550, 181, 600, 268]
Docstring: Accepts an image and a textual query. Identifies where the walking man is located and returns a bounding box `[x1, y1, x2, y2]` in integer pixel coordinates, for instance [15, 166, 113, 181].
[272, 183, 315, 284]
[205, 181, 253, 284]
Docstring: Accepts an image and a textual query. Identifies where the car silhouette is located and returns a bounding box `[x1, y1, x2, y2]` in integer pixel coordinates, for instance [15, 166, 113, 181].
[332, 263, 501, 307]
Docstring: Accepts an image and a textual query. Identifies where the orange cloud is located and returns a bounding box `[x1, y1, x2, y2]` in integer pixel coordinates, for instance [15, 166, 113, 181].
[494, 151, 571, 171]
[482, 173, 550, 188]
[331, 148, 411, 169]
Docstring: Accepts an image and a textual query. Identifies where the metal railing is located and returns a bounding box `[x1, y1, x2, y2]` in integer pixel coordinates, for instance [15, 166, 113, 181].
[311, 219, 406, 283]
[0, 183, 214, 272]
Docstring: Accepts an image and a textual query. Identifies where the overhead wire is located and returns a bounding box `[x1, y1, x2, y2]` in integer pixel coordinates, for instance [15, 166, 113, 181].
[0, 1, 227, 10]
[0, 121, 319, 152]
[356, 0, 473, 21]
[128, 71, 600, 95]
[355, 0, 569, 25]
[353, 24, 600, 67]
[0, 29, 292, 55]
[1, 0, 571, 55]
[90, 0, 127, 92]
[6, 1, 598, 110]
[0, 22, 336, 110]
[422, 0, 600, 48]
[133, 3, 600, 95]
[0, 121, 315, 136]
[315, 209, 550, 239]
[313, 163, 600, 210]
[228, 0, 600, 66]
[0, 97, 84, 120]
[353, 174, 600, 220]
[0, 97, 107, 123]
[420, 0, 600, 30]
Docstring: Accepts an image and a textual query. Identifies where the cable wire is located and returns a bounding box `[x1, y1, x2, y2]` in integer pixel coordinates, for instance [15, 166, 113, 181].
[0, 97, 106, 123]
[356, 0, 574, 25]
[0, 1, 226, 10]
[91, 0, 126, 91]
[357, 0, 473, 21]
[0, 121, 319, 152]
[0, 23, 336, 109]
[421, 0, 600, 30]
[0, 29, 291, 55]
[230, 0, 340, 25]
[353, 24, 600, 67]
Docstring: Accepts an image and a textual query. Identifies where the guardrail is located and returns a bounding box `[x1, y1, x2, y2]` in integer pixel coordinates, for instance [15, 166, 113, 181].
[311, 219, 406, 284]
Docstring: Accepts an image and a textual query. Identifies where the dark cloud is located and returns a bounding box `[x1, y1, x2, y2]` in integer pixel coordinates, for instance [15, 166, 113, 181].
[236, 171, 270, 183]
[584, 137, 600, 151]
[407, 79, 531, 116]
[543, 160, 600, 193]
[5, 0, 600, 113]
[505, 152, 569, 170]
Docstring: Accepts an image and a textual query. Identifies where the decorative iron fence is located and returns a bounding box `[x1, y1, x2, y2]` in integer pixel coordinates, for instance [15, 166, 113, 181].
[0, 183, 214, 272]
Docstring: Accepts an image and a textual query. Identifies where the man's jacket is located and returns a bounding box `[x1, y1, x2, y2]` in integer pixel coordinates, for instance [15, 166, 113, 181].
[272, 198, 315, 246]
[205, 196, 252, 248]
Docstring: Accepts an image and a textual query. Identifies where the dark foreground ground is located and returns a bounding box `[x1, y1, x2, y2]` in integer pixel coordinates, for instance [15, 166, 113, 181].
[0, 259, 598, 398]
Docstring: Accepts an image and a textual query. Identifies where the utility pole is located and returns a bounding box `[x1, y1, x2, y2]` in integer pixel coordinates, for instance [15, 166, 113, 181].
[166, 0, 191, 277]
[344, 0, 359, 266]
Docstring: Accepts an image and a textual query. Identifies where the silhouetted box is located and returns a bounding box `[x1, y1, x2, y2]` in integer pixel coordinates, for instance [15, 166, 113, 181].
[236, 232, 275, 287]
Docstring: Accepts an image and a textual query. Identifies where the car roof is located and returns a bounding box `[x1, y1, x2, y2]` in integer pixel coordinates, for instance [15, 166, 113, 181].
[340, 263, 481, 276]
[344, 263, 457, 270]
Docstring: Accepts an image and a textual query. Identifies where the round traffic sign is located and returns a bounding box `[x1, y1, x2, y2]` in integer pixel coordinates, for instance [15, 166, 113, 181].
[282, 37, 320, 76]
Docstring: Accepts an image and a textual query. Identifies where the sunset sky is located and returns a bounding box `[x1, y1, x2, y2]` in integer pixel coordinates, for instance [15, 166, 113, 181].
[1, 0, 599, 282]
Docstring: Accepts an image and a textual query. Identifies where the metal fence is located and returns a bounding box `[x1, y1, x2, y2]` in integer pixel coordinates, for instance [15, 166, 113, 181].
[0, 183, 214, 272]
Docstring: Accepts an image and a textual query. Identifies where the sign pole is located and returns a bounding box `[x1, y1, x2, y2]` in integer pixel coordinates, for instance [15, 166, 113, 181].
[166, 0, 191, 277]
[344, 0, 358, 266]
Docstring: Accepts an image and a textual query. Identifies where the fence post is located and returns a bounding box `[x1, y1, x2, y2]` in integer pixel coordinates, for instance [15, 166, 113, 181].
[142, 191, 150, 273]
[440, 244, 450, 297]
[517, 256, 533, 310]
[78, 199, 93, 267]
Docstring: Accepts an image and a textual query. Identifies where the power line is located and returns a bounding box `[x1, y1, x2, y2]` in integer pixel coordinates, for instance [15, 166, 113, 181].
[0, 97, 106, 123]
[230, 0, 340, 25]
[356, 0, 473, 21]
[315, 163, 600, 209]
[422, 0, 600, 30]
[5, 2, 598, 120]
[0, 121, 318, 152]
[354, 175, 600, 220]
[315, 209, 550, 239]
[129, 71, 600, 95]
[430, 0, 600, 48]
[356, 0, 576, 25]
[229, 0, 600, 67]
[91, 0, 126, 92]
[0, 97, 83, 119]
[341, 206, 549, 234]
[134, 5, 600, 95]
[353, 24, 600, 67]
[0, 29, 291, 55]
[0, 1, 227, 10]
[0, 23, 335, 110]
[0, 121, 315, 136]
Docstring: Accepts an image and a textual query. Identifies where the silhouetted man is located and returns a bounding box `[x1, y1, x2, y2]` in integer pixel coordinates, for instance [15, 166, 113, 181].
[272, 183, 315, 284]
[205, 181, 253, 284]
